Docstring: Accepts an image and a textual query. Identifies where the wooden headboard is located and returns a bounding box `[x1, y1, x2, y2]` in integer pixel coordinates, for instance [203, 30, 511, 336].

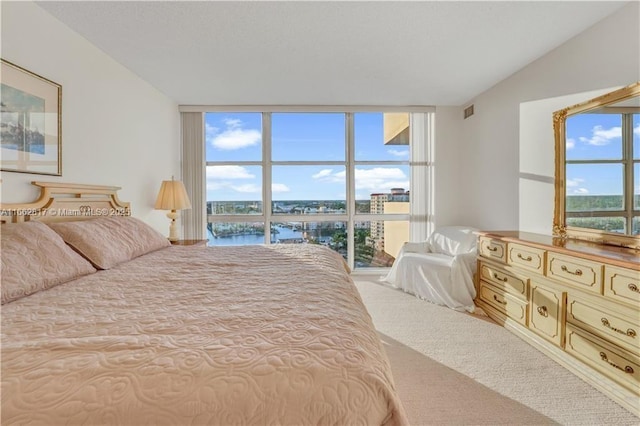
[0, 181, 131, 224]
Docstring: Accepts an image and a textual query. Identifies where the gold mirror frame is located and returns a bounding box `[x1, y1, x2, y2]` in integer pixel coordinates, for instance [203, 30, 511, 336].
[553, 82, 640, 250]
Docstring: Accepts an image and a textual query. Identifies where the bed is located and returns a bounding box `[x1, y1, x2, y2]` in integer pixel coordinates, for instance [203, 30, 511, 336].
[1, 182, 408, 425]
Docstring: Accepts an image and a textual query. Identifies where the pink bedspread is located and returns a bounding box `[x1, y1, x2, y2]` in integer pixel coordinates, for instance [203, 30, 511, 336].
[1, 244, 407, 425]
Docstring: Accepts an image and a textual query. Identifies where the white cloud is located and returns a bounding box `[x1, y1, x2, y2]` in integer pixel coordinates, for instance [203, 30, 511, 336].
[312, 169, 334, 179]
[567, 179, 591, 195]
[634, 123, 640, 137]
[207, 118, 261, 150]
[313, 169, 345, 184]
[212, 128, 261, 150]
[205, 123, 219, 141]
[566, 178, 584, 188]
[206, 181, 262, 194]
[566, 138, 575, 150]
[312, 167, 408, 193]
[272, 183, 290, 193]
[355, 167, 406, 182]
[578, 125, 621, 146]
[387, 149, 409, 158]
[567, 177, 588, 195]
[230, 184, 261, 193]
[206, 166, 260, 194]
[206, 181, 224, 191]
[224, 118, 242, 128]
[206, 165, 255, 179]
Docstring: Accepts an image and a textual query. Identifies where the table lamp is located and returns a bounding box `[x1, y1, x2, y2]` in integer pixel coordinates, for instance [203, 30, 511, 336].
[154, 177, 192, 241]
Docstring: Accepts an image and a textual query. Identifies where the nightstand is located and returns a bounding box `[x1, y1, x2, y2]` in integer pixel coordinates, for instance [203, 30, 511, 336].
[170, 239, 208, 246]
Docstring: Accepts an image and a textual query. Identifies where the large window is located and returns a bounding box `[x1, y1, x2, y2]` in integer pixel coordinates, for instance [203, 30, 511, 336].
[565, 112, 639, 234]
[205, 111, 429, 270]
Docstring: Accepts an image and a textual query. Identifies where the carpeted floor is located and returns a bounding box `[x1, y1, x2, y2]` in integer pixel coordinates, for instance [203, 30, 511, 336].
[353, 277, 639, 426]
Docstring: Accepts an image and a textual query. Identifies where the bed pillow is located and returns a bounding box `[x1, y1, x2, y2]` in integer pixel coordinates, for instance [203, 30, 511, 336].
[1, 221, 97, 304]
[48, 216, 170, 270]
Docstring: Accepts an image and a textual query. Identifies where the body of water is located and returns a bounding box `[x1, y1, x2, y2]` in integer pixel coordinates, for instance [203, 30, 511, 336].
[207, 225, 304, 246]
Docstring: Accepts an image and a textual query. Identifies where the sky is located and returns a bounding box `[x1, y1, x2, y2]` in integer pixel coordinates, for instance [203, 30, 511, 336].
[565, 113, 639, 196]
[205, 112, 410, 201]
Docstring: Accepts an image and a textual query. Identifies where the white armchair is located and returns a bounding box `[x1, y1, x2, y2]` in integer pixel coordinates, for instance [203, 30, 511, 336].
[381, 226, 479, 312]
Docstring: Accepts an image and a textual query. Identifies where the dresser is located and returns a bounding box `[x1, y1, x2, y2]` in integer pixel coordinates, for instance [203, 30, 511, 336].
[475, 231, 640, 415]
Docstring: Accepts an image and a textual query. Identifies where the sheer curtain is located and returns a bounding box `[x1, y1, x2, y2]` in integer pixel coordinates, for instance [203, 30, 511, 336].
[180, 112, 206, 239]
[410, 112, 435, 242]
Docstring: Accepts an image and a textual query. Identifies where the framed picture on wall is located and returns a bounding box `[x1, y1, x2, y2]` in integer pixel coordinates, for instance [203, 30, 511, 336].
[1, 59, 62, 176]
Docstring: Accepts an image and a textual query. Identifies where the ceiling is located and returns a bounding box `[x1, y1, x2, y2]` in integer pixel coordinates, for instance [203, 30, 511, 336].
[36, 1, 629, 106]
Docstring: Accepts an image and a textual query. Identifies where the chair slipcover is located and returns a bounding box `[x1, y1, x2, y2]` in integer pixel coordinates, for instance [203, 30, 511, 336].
[381, 226, 478, 312]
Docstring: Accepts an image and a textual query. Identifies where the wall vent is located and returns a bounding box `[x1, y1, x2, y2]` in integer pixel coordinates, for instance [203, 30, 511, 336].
[463, 104, 474, 119]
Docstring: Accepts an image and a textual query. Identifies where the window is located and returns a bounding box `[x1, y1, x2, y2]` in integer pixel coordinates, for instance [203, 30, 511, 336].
[204, 110, 431, 270]
[565, 112, 639, 234]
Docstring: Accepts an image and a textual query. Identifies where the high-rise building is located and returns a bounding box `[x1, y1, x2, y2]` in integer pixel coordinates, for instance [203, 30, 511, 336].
[370, 188, 409, 251]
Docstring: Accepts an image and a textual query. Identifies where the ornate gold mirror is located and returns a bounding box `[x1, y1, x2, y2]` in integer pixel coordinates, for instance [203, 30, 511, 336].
[554, 82, 640, 250]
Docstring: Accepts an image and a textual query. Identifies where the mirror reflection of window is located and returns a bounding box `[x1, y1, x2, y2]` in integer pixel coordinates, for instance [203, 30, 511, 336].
[565, 163, 624, 211]
[634, 114, 639, 218]
[565, 110, 637, 235]
[635, 163, 640, 212]
[634, 113, 639, 160]
[566, 114, 622, 161]
[554, 82, 640, 246]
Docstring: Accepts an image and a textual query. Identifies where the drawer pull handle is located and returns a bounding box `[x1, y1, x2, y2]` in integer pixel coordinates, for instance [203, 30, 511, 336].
[493, 273, 508, 282]
[486, 245, 499, 252]
[601, 318, 637, 338]
[599, 352, 634, 374]
[493, 295, 507, 305]
[517, 253, 532, 262]
[629, 283, 639, 293]
[560, 265, 583, 276]
[537, 306, 548, 317]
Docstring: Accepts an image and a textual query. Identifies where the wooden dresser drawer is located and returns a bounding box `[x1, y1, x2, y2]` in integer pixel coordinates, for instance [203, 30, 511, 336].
[475, 231, 640, 415]
[546, 252, 602, 294]
[567, 295, 639, 354]
[566, 324, 640, 394]
[603, 265, 640, 307]
[508, 243, 545, 274]
[478, 237, 507, 263]
[479, 260, 528, 300]
[479, 281, 527, 326]
[529, 280, 565, 347]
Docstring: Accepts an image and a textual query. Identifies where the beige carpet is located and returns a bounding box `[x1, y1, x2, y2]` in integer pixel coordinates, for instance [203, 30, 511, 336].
[353, 277, 639, 426]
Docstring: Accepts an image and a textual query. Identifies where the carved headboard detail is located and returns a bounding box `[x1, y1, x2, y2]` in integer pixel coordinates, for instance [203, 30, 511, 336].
[0, 181, 131, 224]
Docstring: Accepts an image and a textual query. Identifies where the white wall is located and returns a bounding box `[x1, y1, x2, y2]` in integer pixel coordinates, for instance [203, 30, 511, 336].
[433, 106, 465, 228]
[518, 88, 618, 234]
[452, 2, 639, 234]
[0, 2, 180, 233]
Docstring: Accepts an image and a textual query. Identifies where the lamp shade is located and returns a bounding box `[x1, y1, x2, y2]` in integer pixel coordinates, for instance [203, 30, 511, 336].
[154, 179, 192, 211]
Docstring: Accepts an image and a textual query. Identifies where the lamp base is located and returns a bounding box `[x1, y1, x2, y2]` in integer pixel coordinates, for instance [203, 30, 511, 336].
[167, 210, 179, 241]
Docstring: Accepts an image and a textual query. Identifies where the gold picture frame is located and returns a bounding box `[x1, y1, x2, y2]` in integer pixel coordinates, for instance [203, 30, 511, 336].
[553, 81, 640, 250]
[1, 59, 62, 176]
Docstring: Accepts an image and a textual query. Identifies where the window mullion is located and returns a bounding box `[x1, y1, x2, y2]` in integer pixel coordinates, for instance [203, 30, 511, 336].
[206, 161, 262, 166]
[623, 113, 634, 233]
[566, 159, 625, 164]
[264, 112, 273, 244]
[346, 112, 355, 271]
[270, 161, 345, 166]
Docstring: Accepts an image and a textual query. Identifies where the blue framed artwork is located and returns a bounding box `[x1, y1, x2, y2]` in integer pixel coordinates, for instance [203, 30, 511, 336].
[1, 59, 62, 176]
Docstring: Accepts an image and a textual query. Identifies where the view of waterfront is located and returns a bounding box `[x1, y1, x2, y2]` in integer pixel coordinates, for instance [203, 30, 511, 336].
[204, 112, 415, 268]
[207, 224, 306, 245]
[206, 192, 408, 268]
